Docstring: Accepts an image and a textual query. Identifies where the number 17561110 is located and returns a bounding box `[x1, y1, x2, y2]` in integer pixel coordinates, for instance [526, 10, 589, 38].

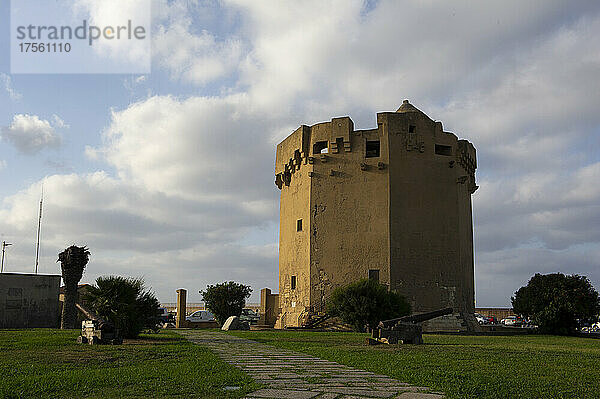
[19, 42, 71, 53]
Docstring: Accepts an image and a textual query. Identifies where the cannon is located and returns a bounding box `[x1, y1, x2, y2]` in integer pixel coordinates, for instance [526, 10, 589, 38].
[369, 307, 453, 345]
[75, 303, 122, 345]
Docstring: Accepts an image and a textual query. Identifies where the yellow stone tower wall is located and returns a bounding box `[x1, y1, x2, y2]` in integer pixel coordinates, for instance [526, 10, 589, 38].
[275, 102, 477, 330]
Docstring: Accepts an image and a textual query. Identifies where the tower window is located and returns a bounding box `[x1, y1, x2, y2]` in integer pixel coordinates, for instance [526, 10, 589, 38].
[296, 219, 303, 231]
[435, 144, 452, 156]
[313, 141, 328, 154]
[291, 275, 297, 290]
[365, 140, 380, 158]
[368, 269, 380, 282]
[409, 125, 416, 133]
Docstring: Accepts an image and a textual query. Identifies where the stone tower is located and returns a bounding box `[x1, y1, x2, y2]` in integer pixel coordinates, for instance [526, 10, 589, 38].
[274, 101, 478, 331]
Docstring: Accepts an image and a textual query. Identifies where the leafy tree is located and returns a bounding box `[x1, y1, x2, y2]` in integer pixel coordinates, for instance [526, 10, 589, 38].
[58, 245, 90, 329]
[326, 279, 411, 332]
[512, 273, 600, 335]
[83, 276, 161, 338]
[200, 281, 252, 325]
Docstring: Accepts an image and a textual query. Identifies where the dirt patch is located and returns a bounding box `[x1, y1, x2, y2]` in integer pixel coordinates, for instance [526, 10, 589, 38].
[51, 350, 119, 364]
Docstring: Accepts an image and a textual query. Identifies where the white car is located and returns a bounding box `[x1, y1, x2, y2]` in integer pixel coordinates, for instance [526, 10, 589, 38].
[186, 310, 216, 322]
[501, 316, 522, 326]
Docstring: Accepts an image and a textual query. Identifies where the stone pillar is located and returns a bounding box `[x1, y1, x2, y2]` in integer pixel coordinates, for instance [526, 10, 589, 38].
[258, 288, 280, 327]
[259, 288, 271, 325]
[176, 288, 187, 328]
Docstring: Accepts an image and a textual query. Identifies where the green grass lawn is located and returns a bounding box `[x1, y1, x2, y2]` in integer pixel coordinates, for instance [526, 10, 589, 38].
[3, 329, 599, 399]
[0, 329, 260, 399]
[227, 330, 600, 399]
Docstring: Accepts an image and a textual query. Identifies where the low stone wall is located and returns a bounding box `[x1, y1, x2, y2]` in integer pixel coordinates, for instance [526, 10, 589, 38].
[0, 273, 61, 328]
[178, 320, 218, 329]
[422, 313, 481, 333]
[476, 307, 515, 320]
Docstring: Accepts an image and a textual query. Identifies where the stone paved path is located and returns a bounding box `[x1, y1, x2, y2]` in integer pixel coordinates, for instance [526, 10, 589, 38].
[177, 330, 444, 399]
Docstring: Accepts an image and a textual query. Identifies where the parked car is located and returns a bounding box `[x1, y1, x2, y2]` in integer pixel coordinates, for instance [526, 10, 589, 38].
[157, 307, 174, 324]
[186, 310, 216, 322]
[486, 315, 497, 324]
[501, 316, 523, 326]
[474, 313, 488, 324]
[239, 308, 260, 324]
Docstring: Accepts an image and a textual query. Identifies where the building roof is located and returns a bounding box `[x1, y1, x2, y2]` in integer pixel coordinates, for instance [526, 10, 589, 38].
[59, 283, 92, 294]
[396, 99, 422, 113]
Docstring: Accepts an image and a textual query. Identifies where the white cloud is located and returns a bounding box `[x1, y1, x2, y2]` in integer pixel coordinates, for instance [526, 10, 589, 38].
[0, 171, 277, 302]
[0, 160, 6, 172]
[97, 94, 279, 203]
[122, 75, 149, 97]
[475, 244, 600, 307]
[153, 1, 243, 85]
[72, 0, 151, 70]
[3, 0, 600, 305]
[52, 115, 68, 129]
[1, 114, 62, 154]
[0, 73, 22, 101]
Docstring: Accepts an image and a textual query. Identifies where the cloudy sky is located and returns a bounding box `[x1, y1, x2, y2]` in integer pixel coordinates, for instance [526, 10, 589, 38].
[1, 0, 599, 306]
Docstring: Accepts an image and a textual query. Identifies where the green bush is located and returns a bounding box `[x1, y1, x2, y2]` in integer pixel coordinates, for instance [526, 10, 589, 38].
[83, 276, 161, 338]
[512, 273, 600, 335]
[327, 279, 411, 332]
[200, 281, 252, 325]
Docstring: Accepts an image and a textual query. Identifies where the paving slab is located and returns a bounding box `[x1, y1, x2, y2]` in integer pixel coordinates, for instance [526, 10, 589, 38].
[247, 388, 320, 398]
[315, 387, 398, 398]
[177, 330, 444, 399]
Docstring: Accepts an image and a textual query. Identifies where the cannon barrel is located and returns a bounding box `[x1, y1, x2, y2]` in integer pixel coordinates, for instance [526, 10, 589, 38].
[75, 302, 98, 320]
[379, 307, 453, 328]
[75, 303, 115, 332]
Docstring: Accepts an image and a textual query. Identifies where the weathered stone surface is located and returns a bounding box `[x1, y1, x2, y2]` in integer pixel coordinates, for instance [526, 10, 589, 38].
[315, 394, 340, 399]
[247, 389, 320, 398]
[0, 273, 61, 328]
[274, 102, 478, 331]
[222, 316, 250, 330]
[222, 316, 240, 330]
[396, 393, 445, 399]
[317, 387, 397, 397]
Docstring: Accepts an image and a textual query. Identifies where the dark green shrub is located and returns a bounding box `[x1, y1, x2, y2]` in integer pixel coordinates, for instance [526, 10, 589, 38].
[512, 273, 600, 335]
[327, 279, 411, 332]
[84, 276, 161, 338]
[200, 281, 252, 325]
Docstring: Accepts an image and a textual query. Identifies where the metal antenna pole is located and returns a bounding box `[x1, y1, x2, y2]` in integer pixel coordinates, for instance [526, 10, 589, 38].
[35, 184, 43, 274]
[1, 241, 12, 273]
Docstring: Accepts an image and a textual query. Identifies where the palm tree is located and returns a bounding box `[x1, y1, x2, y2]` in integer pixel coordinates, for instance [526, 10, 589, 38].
[58, 245, 90, 329]
[83, 276, 161, 338]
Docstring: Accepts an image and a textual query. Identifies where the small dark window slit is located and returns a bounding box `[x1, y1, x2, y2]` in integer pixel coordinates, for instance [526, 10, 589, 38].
[369, 269, 380, 282]
[366, 140, 380, 158]
[313, 141, 328, 154]
[435, 144, 452, 156]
